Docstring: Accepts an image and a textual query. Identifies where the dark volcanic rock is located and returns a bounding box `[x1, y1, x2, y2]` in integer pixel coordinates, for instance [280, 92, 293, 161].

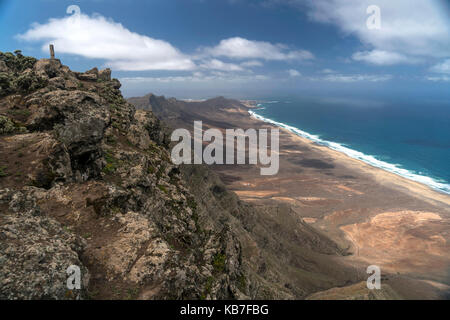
[0, 188, 89, 300]
[0, 51, 248, 300]
[1, 51, 353, 301]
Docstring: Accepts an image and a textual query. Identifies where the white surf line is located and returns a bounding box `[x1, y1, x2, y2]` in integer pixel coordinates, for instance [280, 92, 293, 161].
[249, 109, 450, 195]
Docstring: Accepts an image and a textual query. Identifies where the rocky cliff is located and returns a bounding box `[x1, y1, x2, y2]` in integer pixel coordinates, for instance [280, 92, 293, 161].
[0, 51, 248, 300]
[129, 95, 369, 299]
[1, 51, 358, 300]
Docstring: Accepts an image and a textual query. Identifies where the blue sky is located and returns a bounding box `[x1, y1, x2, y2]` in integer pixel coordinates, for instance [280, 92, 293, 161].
[1, 0, 449, 99]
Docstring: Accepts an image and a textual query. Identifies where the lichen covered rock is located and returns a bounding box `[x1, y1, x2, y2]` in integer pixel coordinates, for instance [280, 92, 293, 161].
[0, 51, 246, 300]
[0, 189, 89, 300]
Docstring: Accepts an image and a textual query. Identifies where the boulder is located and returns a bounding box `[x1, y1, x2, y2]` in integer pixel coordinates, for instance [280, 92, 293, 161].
[86, 67, 99, 76]
[98, 68, 111, 81]
[33, 59, 63, 79]
[75, 68, 98, 81]
[111, 78, 122, 89]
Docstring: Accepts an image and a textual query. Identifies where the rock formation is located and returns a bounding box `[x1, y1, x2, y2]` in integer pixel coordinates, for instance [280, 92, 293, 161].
[1, 51, 358, 300]
[0, 51, 247, 300]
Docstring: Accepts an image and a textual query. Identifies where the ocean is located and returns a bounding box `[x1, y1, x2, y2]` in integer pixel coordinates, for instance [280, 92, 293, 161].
[250, 97, 450, 195]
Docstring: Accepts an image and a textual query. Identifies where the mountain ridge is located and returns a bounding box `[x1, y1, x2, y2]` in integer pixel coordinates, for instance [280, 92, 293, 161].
[0, 51, 249, 299]
[1, 51, 400, 300]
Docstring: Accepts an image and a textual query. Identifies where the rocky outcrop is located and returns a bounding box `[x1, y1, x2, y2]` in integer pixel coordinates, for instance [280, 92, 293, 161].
[1, 51, 356, 301]
[0, 188, 89, 300]
[0, 52, 47, 98]
[0, 51, 247, 300]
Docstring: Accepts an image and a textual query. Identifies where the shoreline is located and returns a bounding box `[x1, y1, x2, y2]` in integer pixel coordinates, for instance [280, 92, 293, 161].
[230, 100, 450, 286]
[245, 103, 450, 205]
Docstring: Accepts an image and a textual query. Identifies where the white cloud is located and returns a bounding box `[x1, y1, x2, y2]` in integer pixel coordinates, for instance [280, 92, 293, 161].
[202, 37, 314, 61]
[17, 13, 195, 71]
[17, 13, 314, 75]
[430, 59, 450, 74]
[352, 50, 416, 65]
[199, 59, 244, 71]
[120, 72, 269, 84]
[426, 75, 450, 82]
[320, 68, 336, 74]
[240, 60, 263, 67]
[290, 0, 450, 64]
[311, 74, 393, 83]
[288, 69, 301, 77]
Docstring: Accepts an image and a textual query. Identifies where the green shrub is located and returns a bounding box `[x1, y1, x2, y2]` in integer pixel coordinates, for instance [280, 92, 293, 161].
[0, 116, 15, 135]
[102, 152, 119, 174]
[200, 276, 215, 299]
[158, 185, 168, 194]
[212, 252, 226, 273]
[0, 166, 8, 177]
[148, 165, 156, 174]
[238, 274, 247, 292]
[1, 51, 37, 73]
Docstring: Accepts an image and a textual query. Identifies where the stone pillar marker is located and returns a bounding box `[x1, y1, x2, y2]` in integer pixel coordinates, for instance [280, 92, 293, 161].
[49, 44, 55, 59]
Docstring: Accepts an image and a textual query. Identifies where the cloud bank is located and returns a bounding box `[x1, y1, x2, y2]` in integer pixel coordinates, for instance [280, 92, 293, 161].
[272, 0, 450, 66]
[311, 74, 392, 83]
[306, 0, 449, 60]
[18, 13, 195, 71]
[430, 59, 450, 74]
[17, 12, 314, 75]
[352, 50, 415, 66]
[202, 37, 314, 61]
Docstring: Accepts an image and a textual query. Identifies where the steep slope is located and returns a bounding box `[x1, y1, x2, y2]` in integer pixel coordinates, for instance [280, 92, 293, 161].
[0, 51, 246, 300]
[0, 51, 365, 300]
[131, 94, 450, 300]
[129, 94, 369, 299]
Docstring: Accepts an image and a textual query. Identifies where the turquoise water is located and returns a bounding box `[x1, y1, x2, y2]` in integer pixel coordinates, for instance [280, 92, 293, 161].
[251, 98, 450, 194]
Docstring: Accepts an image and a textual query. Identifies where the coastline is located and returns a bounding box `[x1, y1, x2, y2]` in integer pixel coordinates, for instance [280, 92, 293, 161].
[245, 102, 450, 206]
[224, 99, 450, 284]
